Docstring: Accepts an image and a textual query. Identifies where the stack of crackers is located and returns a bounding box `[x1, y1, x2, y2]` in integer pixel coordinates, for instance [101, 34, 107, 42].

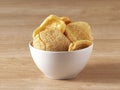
[32, 15, 93, 51]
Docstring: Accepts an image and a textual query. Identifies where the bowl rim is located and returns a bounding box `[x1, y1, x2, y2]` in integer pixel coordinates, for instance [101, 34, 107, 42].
[29, 41, 93, 53]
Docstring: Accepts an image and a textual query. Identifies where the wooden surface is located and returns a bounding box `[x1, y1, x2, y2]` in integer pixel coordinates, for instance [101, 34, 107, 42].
[0, 0, 120, 90]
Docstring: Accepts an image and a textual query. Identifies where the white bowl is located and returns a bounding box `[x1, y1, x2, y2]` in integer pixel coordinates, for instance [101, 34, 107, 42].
[29, 42, 93, 79]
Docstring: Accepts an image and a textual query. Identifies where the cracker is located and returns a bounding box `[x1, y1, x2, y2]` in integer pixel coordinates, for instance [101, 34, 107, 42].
[33, 15, 66, 38]
[39, 29, 70, 51]
[68, 40, 92, 51]
[65, 22, 93, 42]
[33, 34, 45, 50]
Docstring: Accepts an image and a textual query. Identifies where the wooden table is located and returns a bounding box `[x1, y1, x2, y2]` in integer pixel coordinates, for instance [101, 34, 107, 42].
[0, 0, 120, 89]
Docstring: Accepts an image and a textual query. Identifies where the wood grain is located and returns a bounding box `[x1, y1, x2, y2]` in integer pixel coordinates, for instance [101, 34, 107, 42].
[0, 0, 120, 90]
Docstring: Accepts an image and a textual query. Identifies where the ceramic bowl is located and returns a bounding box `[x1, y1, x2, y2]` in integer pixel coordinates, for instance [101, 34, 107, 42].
[29, 41, 93, 79]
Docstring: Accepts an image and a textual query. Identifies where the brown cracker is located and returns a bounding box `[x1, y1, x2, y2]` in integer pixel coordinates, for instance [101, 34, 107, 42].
[33, 34, 46, 50]
[65, 22, 93, 42]
[39, 29, 70, 51]
[33, 15, 66, 38]
[68, 40, 92, 51]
